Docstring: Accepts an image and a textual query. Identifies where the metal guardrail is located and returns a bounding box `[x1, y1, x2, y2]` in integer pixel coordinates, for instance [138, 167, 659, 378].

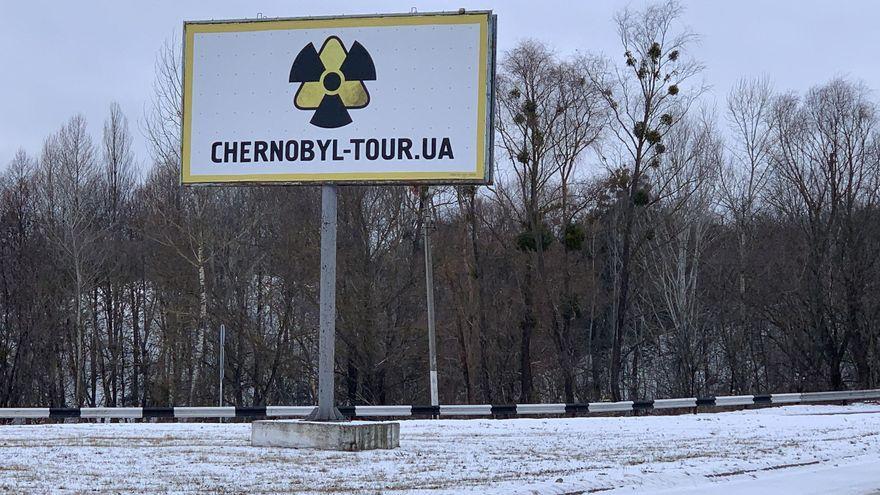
[1, 389, 878, 420]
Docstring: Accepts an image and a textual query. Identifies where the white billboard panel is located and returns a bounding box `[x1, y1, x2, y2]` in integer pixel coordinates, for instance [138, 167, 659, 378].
[182, 12, 495, 184]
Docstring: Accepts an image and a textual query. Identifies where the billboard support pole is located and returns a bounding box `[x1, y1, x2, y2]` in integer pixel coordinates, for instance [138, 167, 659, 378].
[307, 185, 345, 421]
[422, 188, 439, 409]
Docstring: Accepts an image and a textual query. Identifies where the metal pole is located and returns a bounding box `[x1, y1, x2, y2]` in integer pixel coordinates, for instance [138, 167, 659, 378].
[219, 324, 225, 407]
[307, 185, 344, 421]
[423, 188, 439, 408]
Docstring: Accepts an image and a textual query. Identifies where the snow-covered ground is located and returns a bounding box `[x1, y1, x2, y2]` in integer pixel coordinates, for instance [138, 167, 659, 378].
[1, 404, 879, 494]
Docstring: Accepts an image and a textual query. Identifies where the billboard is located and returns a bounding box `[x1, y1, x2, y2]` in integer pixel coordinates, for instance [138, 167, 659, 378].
[181, 12, 496, 185]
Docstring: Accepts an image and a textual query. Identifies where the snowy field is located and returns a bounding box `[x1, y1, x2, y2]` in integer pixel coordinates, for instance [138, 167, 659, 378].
[1, 404, 879, 494]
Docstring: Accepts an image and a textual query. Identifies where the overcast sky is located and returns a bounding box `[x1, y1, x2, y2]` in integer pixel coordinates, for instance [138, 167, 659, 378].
[1, 0, 878, 171]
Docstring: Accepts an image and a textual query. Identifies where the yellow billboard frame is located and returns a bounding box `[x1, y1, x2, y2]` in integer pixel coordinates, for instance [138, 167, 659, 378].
[181, 12, 495, 185]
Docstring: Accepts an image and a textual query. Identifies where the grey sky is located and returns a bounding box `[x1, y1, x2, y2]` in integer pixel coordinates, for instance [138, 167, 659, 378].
[1, 0, 878, 171]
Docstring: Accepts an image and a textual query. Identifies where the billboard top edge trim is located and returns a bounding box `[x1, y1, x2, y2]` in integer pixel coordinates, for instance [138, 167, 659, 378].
[183, 10, 492, 28]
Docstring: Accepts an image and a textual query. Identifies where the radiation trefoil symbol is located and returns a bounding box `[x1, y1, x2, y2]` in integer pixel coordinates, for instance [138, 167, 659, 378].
[289, 36, 376, 129]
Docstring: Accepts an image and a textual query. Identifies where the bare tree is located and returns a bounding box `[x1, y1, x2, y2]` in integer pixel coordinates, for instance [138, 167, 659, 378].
[494, 40, 572, 402]
[592, 0, 705, 400]
[718, 77, 774, 392]
[36, 115, 105, 406]
[143, 37, 182, 168]
[768, 79, 880, 389]
[640, 114, 721, 397]
[94, 102, 137, 405]
[545, 56, 607, 402]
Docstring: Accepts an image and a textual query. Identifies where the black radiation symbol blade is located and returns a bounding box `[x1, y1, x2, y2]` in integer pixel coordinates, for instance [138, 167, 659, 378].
[310, 95, 352, 128]
[339, 41, 376, 81]
[289, 43, 324, 82]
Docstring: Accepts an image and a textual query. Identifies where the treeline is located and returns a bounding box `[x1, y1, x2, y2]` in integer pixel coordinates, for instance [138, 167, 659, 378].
[1, 2, 878, 408]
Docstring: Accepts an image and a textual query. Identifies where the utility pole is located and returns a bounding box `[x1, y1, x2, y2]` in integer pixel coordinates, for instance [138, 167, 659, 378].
[422, 187, 439, 408]
[219, 324, 225, 407]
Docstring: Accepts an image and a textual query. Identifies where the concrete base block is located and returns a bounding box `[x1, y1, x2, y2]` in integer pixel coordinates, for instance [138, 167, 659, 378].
[251, 420, 400, 451]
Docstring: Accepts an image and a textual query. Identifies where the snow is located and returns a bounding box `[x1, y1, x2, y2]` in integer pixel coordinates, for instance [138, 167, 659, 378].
[634, 458, 880, 495]
[1, 404, 879, 494]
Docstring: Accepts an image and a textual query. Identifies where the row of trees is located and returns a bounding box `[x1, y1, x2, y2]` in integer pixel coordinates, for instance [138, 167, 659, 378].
[1, 2, 878, 408]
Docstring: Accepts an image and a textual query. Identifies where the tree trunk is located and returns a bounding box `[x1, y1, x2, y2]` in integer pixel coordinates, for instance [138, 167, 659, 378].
[611, 203, 635, 401]
[519, 256, 536, 403]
